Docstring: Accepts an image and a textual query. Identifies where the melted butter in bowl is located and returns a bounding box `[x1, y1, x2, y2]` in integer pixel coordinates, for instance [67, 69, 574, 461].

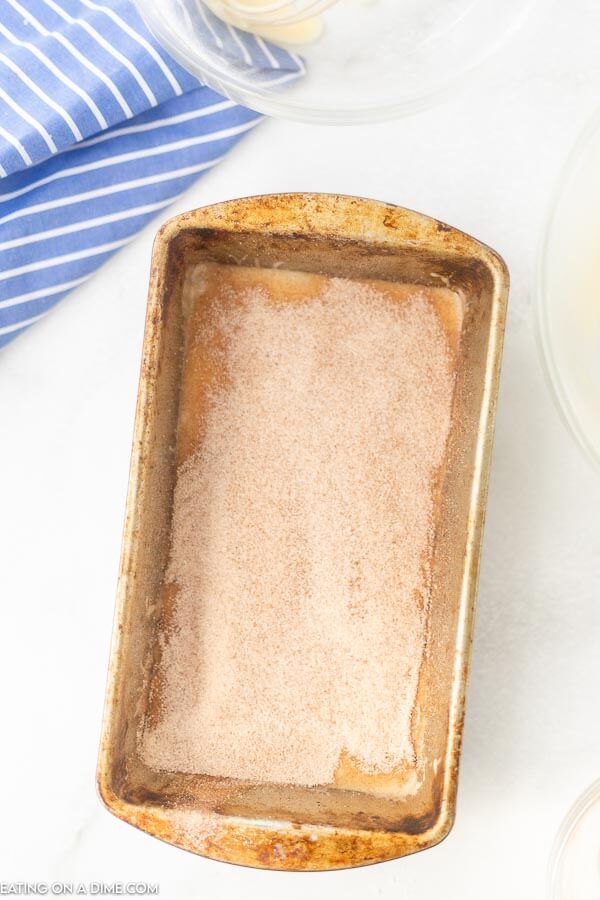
[203, 0, 329, 44]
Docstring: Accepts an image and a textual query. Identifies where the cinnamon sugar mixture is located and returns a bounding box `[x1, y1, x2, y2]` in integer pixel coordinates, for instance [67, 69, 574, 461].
[140, 265, 458, 788]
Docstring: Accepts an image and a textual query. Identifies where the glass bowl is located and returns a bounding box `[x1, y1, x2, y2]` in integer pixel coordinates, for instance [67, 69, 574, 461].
[537, 108, 600, 472]
[549, 778, 600, 899]
[135, 0, 532, 124]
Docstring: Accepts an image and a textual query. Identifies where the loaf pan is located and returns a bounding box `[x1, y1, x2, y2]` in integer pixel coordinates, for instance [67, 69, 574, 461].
[97, 193, 509, 870]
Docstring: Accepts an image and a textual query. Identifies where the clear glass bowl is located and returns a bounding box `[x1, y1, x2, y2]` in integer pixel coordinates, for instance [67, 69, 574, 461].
[135, 0, 532, 124]
[537, 108, 600, 472]
[549, 778, 600, 899]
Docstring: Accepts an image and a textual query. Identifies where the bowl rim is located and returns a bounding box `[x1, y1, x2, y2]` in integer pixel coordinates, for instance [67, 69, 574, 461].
[548, 776, 600, 898]
[535, 105, 600, 474]
[134, 0, 534, 125]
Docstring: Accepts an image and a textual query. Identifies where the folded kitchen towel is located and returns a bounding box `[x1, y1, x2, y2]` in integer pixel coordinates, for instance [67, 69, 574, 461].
[0, 0, 302, 348]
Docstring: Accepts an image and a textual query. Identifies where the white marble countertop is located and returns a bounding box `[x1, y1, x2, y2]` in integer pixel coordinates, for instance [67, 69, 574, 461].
[1, 0, 600, 896]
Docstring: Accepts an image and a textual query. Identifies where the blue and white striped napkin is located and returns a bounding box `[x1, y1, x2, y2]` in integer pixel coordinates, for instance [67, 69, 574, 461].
[0, 0, 302, 348]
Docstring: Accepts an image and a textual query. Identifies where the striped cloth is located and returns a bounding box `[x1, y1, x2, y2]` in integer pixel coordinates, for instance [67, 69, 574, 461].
[0, 0, 302, 348]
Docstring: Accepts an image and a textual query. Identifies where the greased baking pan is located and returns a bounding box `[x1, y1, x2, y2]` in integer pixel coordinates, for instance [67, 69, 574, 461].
[97, 193, 508, 870]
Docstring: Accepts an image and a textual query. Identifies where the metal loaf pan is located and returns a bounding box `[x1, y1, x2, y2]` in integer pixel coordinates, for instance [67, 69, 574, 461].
[98, 193, 509, 870]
